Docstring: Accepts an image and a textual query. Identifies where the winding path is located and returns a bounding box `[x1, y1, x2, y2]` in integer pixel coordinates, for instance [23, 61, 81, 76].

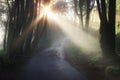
[20, 38, 88, 80]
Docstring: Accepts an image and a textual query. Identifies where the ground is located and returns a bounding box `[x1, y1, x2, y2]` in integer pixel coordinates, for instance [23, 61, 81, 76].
[0, 9, 120, 80]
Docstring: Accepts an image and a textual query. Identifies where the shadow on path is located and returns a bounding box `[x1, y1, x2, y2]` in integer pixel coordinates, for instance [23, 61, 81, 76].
[20, 38, 88, 80]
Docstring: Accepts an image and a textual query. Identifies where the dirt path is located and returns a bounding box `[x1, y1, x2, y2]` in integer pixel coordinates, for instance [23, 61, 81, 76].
[20, 38, 88, 80]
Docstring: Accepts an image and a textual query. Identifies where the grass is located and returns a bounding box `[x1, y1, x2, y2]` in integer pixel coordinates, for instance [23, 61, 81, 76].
[116, 22, 120, 34]
[64, 38, 120, 80]
[105, 65, 120, 77]
[0, 49, 6, 56]
[88, 54, 103, 62]
[116, 33, 120, 55]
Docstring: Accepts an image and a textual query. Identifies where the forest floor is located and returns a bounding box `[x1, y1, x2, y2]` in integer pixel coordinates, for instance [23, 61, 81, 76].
[64, 39, 120, 80]
[0, 37, 120, 80]
[0, 13, 120, 80]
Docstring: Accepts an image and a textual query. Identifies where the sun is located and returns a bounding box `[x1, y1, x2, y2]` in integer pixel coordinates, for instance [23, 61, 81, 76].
[41, 6, 51, 15]
[40, 0, 53, 16]
[38, 0, 59, 18]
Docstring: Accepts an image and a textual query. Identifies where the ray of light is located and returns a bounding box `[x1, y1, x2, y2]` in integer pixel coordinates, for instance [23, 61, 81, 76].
[13, 12, 44, 48]
[48, 13, 101, 53]
[13, 4, 54, 49]
[13, 2, 101, 54]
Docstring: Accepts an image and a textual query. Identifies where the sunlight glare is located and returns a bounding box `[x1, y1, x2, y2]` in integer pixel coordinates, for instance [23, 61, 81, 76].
[38, 3, 55, 21]
[41, 6, 51, 15]
[48, 15, 101, 54]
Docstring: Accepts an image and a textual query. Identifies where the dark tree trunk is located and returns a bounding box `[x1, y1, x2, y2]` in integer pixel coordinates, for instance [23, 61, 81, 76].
[96, 0, 119, 62]
[4, 0, 50, 63]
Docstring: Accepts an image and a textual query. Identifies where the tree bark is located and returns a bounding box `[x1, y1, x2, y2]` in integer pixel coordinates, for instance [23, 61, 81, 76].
[97, 0, 119, 62]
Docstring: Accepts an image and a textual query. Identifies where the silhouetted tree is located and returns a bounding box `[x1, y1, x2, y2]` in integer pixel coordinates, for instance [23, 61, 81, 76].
[96, 0, 118, 60]
[74, 0, 95, 28]
[4, 0, 50, 62]
[75, 0, 119, 61]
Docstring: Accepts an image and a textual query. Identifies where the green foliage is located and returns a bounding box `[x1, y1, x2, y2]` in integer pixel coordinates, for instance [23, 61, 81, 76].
[0, 49, 6, 56]
[116, 0, 120, 14]
[105, 65, 120, 77]
[116, 33, 120, 55]
[116, 22, 120, 34]
[64, 40, 80, 57]
[0, 1, 7, 19]
[89, 54, 103, 62]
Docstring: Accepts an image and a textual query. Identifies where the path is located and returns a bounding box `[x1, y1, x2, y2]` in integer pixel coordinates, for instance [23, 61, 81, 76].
[20, 38, 88, 80]
[0, 11, 100, 80]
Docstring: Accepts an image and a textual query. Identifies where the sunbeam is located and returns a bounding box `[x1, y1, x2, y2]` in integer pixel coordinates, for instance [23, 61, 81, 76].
[13, 3, 56, 49]
[13, 0, 101, 54]
[48, 13, 101, 54]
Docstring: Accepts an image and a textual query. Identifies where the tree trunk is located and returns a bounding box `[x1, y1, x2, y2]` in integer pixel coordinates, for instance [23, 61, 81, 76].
[97, 0, 119, 62]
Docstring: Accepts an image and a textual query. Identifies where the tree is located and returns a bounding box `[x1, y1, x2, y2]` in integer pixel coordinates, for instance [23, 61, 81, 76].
[4, 0, 50, 62]
[75, 0, 119, 61]
[96, 0, 117, 58]
[116, 0, 120, 14]
[74, 0, 95, 28]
